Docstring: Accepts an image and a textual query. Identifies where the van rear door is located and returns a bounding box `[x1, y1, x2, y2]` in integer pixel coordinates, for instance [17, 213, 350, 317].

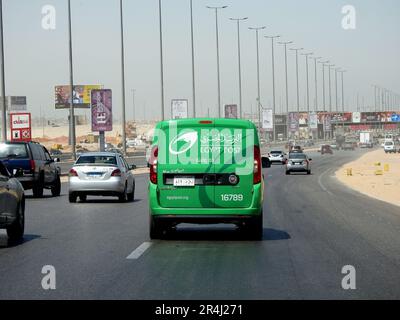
[157, 120, 215, 208]
[212, 119, 255, 209]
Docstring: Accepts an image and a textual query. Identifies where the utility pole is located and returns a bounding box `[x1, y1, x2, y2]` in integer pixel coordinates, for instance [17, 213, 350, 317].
[0, 0, 6, 142]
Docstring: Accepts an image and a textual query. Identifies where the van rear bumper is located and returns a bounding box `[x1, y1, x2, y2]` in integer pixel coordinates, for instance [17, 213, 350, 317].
[148, 182, 263, 217]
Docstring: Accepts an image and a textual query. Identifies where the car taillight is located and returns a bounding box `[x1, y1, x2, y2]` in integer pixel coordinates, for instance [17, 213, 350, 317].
[30, 160, 35, 172]
[253, 145, 262, 184]
[111, 169, 122, 177]
[69, 168, 78, 177]
[150, 146, 158, 184]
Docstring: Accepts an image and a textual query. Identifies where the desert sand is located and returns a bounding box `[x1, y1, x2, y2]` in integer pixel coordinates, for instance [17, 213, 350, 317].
[335, 149, 400, 208]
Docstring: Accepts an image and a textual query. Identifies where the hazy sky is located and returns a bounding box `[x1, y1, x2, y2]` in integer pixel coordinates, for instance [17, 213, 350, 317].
[3, 0, 400, 120]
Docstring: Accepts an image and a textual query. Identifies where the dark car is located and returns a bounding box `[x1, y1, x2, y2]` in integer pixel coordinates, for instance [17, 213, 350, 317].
[0, 141, 61, 198]
[343, 142, 355, 151]
[320, 144, 333, 155]
[0, 161, 25, 240]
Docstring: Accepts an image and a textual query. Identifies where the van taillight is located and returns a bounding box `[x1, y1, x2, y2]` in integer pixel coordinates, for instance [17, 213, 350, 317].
[150, 146, 158, 184]
[69, 168, 78, 177]
[30, 160, 35, 171]
[253, 145, 262, 184]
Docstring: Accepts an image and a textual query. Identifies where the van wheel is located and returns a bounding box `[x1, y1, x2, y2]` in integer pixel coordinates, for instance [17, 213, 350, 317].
[51, 175, 61, 197]
[150, 215, 163, 239]
[33, 173, 44, 198]
[7, 200, 25, 241]
[69, 193, 77, 203]
[245, 212, 263, 240]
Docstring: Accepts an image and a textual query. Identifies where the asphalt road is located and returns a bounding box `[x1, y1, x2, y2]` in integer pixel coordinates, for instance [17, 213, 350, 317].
[1, 148, 400, 299]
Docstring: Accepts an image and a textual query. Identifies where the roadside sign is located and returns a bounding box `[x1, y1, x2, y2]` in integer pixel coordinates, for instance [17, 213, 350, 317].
[91, 89, 113, 132]
[171, 99, 189, 119]
[10, 113, 31, 142]
[224, 104, 238, 119]
[262, 109, 273, 131]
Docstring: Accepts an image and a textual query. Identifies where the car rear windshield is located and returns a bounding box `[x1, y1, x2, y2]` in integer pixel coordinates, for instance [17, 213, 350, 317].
[0, 143, 28, 159]
[270, 151, 283, 154]
[289, 153, 307, 159]
[76, 155, 117, 165]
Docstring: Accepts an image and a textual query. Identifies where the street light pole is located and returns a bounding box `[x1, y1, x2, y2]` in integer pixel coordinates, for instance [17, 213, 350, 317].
[327, 64, 335, 113]
[334, 67, 341, 112]
[120, 0, 127, 154]
[290, 47, 303, 113]
[132, 89, 135, 121]
[278, 40, 292, 139]
[311, 56, 322, 111]
[249, 26, 266, 137]
[158, 0, 165, 121]
[319, 61, 329, 111]
[230, 17, 248, 119]
[67, 0, 76, 159]
[265, 35, 280, 142]
[190, 0, 196, 117]
[301, 52, 313, 114]
[207, 5, 228, 118]
[0, 0, 6, 142]
[339, 70, 346, 112]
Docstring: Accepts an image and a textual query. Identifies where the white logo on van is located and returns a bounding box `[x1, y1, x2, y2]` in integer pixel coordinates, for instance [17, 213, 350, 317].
[169, 131, 198, 155]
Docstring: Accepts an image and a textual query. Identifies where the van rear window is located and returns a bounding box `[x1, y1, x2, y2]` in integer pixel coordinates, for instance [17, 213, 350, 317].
[0, 143, 28, 159]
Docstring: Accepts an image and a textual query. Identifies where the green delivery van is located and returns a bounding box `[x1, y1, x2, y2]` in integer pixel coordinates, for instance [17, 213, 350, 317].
[148, 118, 270, 240]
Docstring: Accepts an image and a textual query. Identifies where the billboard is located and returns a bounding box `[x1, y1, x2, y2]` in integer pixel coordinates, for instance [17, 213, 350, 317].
[274, 114, 287, 125]
[91, 89, 112, 132]
[10, 113, 31, 142]
[324, 114, 332, 132]
[224, 104, 238, 119]
[8, 96, 27, 111]
[171, 99, 188, 119]
[298, 113, 309, 126]
[55, 85, 102, 109]
[330, 112, 352, 123]
[309, 112, 318, 129]
[352, 112, 361, 123]
[289, 112, 299, 132]
[262, 109, 273, 131]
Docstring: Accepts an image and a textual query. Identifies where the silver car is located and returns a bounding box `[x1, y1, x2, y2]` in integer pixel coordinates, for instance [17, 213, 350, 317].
[0, 161, 25, 240]
[285, 153, 312, 175]
[68, 152, 136, 203]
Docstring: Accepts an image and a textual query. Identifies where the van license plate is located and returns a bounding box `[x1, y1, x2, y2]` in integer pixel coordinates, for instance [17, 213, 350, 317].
[173, 177, 195, 187]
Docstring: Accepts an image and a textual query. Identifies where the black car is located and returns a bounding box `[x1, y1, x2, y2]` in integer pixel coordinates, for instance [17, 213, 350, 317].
[0, 141, 61, 198]
[0, 161, 25, 240]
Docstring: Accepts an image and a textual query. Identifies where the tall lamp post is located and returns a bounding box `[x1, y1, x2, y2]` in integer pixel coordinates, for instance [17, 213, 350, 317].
[189, 0, 196, 117]
[290, 47, 303, 113]
[158, 0, 165, 120]
[265, 35, 280, 142]
[319, 60, 329, 111]
[278, 40, 293, 139]
[207, 5, 228, 118]
[230, 17, 248, 119]
[335, 67, 341, 112]
[120, 0, 127, 154]
[67, 0, 76, 159]
[327, 63, 335, 113]
[249, 26, 266, 137]
[0, 0, 6, 142]
[301, 52, 313, 140]
[338, 70, 346, 112]
[311, 56, 322, 111]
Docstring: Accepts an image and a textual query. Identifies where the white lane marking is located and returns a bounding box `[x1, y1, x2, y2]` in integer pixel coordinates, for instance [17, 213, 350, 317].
[126, 242, 153, 260]
[318, 168, 334, 196]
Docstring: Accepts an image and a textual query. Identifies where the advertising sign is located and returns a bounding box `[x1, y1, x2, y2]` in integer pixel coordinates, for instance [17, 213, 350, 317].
[91, 89, 112, 132]
[391, 113, 400, 122]
[55, 85, 102, 109]
[298, 113, 309, 126]
[171, 99, 189, 119]
[324, 114, 332, 132]
[352, 112, 361, 123]
[274, 114, 287, 125]
[289, 112, 299, 132]
[262, 109, 273, 131]
[224, 104, 238, 119]
[330, 112, 352, 123]
[309, 112, 318, 129]
[10, 113, 31, 142]
[9, 96, 27, 111]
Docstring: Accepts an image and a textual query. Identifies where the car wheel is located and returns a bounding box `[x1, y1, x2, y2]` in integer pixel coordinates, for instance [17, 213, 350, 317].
[7, 200, 25, 241]
[69, 193, 77, 203]
[118, 184, 127, 202]
[79, 195, 87, 202]
[286, 170, 290, 175]
[51, 175, 61, 197]
[149, 215, 163, 239]
[32, 173, 44, 198]
[127, 184, 135, 202]
[307, 170, 311, 175]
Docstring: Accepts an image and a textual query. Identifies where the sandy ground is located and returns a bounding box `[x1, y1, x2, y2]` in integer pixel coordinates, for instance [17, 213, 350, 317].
[335, 149, 400, 208]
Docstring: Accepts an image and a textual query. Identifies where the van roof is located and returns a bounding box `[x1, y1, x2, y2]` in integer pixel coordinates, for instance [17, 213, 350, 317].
[155, 118, 257, 130]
